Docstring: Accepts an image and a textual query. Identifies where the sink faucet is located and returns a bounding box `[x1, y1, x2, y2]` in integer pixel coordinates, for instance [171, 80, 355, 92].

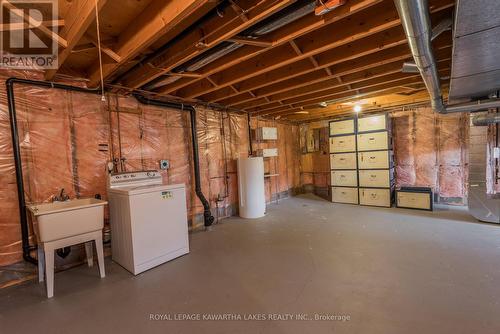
[53, 188, 70, 202]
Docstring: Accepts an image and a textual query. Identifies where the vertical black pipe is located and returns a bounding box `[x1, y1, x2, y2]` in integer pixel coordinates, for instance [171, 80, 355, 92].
[7, 78, 99, 264]
[6, 77, 214, 266]
[133, 94, 214, 228]
[6, 79, 36, 264]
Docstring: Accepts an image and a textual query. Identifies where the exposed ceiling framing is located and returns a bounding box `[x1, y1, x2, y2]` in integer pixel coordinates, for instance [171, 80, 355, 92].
[27, 0, 456, 122]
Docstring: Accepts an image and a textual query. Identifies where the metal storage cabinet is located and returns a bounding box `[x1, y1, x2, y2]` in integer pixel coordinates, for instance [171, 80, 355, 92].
[357, 113, 390, 133]
[330, 152, 357, 170]
[329, 118, 355, 136]
[332, 186, 359, 204]
[357, 150, 392, 169]
[329, 135, 356, 153]
[358, 169, 394, 188]
[357, 131, 390, 151]
[359, 188, 393, 207]
[331, 170, 358, 187]
[396, 187, 433, 210]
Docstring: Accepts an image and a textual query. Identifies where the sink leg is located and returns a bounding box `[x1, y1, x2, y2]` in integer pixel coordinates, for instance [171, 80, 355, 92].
[44, 244, 55, 298]
[37, 245, 45, 283]
[95, 235, 105, 278]
[84, 242, 94, 267]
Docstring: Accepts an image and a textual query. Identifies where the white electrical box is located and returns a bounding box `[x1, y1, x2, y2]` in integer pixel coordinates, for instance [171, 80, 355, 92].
[256, 148, 278, 157]
[257, 127, 278, 140]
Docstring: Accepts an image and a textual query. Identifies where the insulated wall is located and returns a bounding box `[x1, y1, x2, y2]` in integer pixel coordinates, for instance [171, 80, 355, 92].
[0, 70, 301, 267]
[300, 107, 469, 204]
[392, 107, 469, 204]
[299, 120, 330, 199]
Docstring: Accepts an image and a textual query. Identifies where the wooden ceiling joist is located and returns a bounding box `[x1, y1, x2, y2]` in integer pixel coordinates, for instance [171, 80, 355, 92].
[224, 41, 451, 108]
[234, 47, 451, 110]
[175, 1, 402, 99]
[254, 67, 450, 116]
[119, 0, 297, 89]
[2, 0, 67, 48]
[86, 0, 216, 87]
[191, 0, 453, 104]
[153, 0, 383, 96]
[36, 0, 455, 121]
[45, 0, 108, 80]
[0, 19, 64, 32]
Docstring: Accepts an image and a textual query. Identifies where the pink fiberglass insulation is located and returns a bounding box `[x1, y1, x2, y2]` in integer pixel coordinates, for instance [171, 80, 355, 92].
[0, 68, 301, 266]
[392, 107, 468, 203]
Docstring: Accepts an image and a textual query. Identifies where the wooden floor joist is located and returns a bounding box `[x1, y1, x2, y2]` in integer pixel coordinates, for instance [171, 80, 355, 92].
[39, 0, 456, 121]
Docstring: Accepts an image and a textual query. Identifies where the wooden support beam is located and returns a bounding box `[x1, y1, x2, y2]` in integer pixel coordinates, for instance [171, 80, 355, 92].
[85, 33, 121, 62]
[227, 36, 273, 47]
[201, 3, 453, 105]
[154, 0, 383, 95]
[222, 43, 422, 107]
[0, 19, 64, 32]
[177, 1, 402, 99]
[257, 69, 450, 117]
[2, 0, 67, 48]
[45, 0, 108, 80]
[119, 0, 296, 89]
[288, 89, 437, 122]
[86, 0, 216, 87]
[207, 26, 409, 104]
[240, 54, 450, 110]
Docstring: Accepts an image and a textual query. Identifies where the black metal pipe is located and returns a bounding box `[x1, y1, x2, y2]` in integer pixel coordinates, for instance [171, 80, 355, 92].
[133, 94, 214, 228]
[6, 78, 100, 265]
[6, 77, 214, 265]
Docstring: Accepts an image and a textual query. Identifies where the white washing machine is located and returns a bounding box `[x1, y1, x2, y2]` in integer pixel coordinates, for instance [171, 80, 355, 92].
[107, 170, 189, 275]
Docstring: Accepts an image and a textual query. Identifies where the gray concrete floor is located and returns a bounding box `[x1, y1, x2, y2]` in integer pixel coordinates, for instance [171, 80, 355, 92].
[1, 194, 500, 334]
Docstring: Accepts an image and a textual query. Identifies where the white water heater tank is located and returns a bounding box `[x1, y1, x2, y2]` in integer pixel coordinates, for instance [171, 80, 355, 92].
[237, 157, 266, 218]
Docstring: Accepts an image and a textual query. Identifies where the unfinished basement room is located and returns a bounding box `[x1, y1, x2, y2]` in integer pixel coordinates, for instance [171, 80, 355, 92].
[1, 0, 500, 333]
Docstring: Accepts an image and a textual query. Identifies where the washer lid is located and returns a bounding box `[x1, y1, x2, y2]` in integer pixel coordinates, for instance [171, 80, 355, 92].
[108, 183, 185, 195]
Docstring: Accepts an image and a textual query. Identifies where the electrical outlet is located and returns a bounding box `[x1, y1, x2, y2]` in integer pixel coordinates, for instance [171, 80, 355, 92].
[159, 160, 170, 170]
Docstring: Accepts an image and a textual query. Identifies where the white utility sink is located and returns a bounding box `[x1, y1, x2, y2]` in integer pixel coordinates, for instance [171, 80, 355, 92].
[27, 198, 108, 242]
[27, 198, 108, 298]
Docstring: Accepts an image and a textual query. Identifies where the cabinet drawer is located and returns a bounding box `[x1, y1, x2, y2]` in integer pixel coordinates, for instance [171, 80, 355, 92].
[358, 114, 388, 132]
[358, 151, 392, 169]
[332, 187, 358, 204]
[358, 169, 394, 188]
[330, 119, 355, 136]
[357, 131, 389, 151]
[330, 153, 357, 170]
[329, 135, 356, 153]
[331, 170, 358, 187]
[396, 191, 432, 210]
[359, 188, 392, 207]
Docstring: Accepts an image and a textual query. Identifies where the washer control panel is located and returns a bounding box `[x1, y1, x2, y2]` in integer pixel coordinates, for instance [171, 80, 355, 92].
[109, 170, 162, 188]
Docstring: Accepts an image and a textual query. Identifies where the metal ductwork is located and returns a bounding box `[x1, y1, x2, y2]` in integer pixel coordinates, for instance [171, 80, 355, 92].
[393, 0, 500, 114]
[144, 0, 315, 91]
[472, 113, 500, 126]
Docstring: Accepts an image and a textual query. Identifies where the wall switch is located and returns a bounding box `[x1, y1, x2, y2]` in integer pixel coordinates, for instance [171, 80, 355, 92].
[494, 147, 500, 159]
[160, 160, 170, 170]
